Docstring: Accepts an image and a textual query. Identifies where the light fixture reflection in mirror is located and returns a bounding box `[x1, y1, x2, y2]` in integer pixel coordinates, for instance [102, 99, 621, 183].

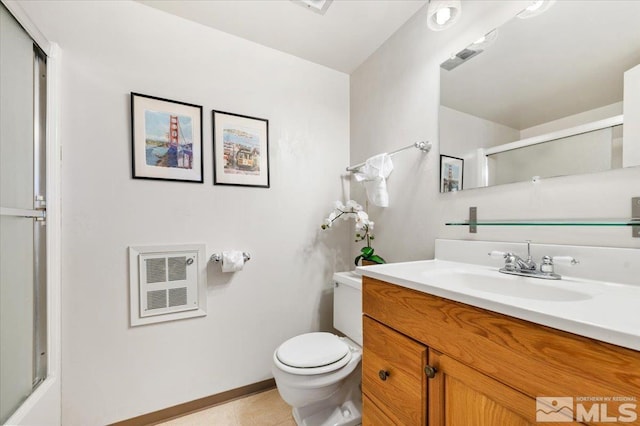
[470, 29, 498, 51]
[517, 0, 556, 20]
[438, 0, 640, 191]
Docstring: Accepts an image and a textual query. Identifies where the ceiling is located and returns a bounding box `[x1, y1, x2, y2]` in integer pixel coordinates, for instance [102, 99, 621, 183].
[136, 0, 428, 74]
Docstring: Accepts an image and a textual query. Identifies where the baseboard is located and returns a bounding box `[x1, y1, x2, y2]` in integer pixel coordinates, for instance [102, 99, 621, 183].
[111, 378, 276, 426]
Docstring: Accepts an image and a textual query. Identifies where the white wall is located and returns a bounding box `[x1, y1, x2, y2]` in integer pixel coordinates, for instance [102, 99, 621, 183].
[350, 0, 640, 265]
[19, 1, 351, 425]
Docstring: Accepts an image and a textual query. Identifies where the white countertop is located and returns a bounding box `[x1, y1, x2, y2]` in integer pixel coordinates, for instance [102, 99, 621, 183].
[358, 259, 640, 351]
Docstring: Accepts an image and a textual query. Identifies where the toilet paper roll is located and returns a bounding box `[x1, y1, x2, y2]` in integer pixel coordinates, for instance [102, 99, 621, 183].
[221, 250, 244, 273]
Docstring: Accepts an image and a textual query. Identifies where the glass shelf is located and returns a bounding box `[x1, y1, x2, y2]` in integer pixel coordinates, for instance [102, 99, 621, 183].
[451, 200, 640, 237]
[445, 219, 637, 227]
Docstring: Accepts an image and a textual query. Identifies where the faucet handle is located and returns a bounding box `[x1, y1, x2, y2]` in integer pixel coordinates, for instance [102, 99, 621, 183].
[540, 255, 554, 273]
[488, 251, 508, 259]
[540, 255, 579, 275]
[552, 256, 579, 265]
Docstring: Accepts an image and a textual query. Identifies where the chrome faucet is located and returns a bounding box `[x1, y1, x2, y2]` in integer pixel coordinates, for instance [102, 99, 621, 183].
[488, 240, 578, 280]
[504, 240, 537, 272]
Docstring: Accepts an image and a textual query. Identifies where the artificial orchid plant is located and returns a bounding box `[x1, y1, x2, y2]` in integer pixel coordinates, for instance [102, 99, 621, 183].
[321, 200, 386, 266]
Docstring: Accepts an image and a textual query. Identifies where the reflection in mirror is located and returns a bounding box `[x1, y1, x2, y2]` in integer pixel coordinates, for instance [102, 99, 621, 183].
[439, 0, 640, 191]
[488, 125, 623, 186]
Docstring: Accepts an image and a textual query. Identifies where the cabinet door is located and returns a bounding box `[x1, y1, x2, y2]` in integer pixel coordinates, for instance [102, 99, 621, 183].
[362, 316, 427, 425]
[428, 349, 584, 426]
[363, 394, 396, 425]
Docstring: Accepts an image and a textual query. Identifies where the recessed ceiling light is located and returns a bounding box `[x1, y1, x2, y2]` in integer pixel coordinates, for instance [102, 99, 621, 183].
[291, 0, 334, 15]
[427, 0, 462, 31]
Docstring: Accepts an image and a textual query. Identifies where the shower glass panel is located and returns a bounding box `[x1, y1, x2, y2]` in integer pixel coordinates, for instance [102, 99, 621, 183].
[0, 4, 48, 423]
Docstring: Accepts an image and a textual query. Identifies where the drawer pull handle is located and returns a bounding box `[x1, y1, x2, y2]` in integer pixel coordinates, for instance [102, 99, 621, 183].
[378, 370, 390, 381]
[424, 365, 437, 379]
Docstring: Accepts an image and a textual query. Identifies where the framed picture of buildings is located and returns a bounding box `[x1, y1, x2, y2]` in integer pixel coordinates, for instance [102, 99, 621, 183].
[212, 110, 270, 188]
[440, 155, 464, 192]
[131, 92, 203, 183]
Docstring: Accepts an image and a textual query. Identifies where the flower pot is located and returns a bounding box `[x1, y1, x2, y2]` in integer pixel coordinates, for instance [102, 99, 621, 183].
[361, 260, 376, 266]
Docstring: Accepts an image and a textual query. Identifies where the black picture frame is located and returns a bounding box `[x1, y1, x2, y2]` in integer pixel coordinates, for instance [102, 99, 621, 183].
[131, 92, 203, 183]
[212, 110, 270, 188]
[440, 155, 464, 192]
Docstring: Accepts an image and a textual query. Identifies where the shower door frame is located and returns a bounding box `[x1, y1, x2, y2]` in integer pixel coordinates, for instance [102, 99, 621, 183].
[2, 1, 61, 424]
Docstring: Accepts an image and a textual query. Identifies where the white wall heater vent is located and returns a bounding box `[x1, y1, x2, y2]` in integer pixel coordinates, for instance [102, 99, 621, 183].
[129, 244, 207, 326]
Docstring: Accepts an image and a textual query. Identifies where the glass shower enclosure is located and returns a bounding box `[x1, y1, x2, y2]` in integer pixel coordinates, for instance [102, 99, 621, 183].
[0, 3, 48, 423]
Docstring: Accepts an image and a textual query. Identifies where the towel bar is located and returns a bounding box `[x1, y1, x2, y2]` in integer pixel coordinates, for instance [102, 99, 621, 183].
[346, 141, 431, 172]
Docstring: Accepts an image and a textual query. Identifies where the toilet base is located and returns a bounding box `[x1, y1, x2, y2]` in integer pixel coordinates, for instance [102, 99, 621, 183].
[290, 368, 362, 426]
[292, 399, 362, 426]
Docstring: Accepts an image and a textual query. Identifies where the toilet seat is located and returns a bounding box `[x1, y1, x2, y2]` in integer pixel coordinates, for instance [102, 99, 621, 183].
[275, 332, 352, 375]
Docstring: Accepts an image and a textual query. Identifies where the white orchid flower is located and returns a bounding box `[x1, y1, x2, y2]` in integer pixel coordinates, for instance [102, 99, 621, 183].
[321, 200, 376, 250]
[345, 200, 361, 210]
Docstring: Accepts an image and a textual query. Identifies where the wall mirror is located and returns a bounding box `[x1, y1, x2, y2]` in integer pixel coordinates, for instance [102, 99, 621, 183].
[439, 0, 640, 191]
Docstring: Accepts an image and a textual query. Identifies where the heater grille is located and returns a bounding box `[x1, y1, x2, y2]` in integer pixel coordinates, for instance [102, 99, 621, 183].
[147, 289, 167, 310]
[129, 244, 207, 327]
[169, 287, 188, 307]
[135, 250, 200, 319]
[168, 256, 187, 281]
[146, 258, 166, 283]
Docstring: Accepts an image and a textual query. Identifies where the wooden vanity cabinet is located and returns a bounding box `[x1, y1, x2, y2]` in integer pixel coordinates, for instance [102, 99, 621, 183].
[362, 276, 640, 425]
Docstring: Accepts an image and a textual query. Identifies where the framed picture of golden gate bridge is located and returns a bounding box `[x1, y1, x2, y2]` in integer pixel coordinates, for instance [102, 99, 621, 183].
[131, 92, 203, 183]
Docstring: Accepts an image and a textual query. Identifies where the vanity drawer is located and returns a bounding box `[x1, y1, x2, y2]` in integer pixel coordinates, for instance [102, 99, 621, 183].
[362, 316, 427, 425]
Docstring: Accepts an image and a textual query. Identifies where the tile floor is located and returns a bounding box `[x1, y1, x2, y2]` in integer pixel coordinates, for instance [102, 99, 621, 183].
[157, 389, 296, 426]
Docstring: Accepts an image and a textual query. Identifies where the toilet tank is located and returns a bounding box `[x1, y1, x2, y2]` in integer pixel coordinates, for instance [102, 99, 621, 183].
[333, 271, 362, 346]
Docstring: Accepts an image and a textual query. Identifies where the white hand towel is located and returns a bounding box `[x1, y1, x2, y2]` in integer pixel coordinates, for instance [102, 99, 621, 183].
[354, 153, 394, 207]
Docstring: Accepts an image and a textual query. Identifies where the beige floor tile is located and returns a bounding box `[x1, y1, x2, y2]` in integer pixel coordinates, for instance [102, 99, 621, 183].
[157, 389, 294, 426]
[274, 419, 297, 426]
[234, 389, 294, 426]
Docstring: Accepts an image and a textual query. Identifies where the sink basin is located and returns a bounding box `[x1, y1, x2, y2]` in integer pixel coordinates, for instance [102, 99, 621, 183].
[424, 269, 592, 302]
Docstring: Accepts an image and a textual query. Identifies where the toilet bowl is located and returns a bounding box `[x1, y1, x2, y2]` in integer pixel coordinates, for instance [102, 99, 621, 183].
[272, 272, 363, 426]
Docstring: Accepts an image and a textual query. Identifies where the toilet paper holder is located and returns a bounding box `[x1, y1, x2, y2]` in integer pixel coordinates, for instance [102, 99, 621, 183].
[210, 252, 251, 263]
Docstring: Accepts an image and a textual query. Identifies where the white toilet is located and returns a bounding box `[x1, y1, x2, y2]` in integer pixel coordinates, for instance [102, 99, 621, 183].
[272, 271, 363, 426]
